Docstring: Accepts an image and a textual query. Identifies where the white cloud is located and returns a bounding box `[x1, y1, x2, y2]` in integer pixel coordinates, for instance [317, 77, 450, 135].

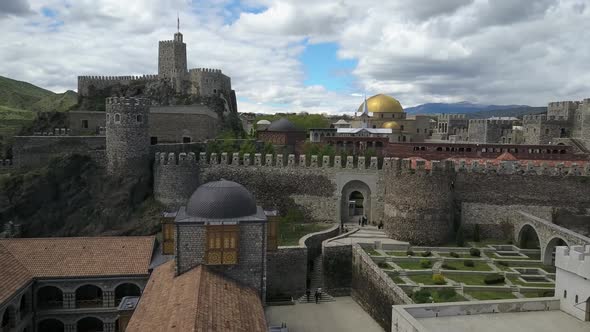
[2, 0, 590, 114]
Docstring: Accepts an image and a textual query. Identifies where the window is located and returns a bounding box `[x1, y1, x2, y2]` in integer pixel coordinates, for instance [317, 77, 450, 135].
[82, 120, 89, 129]
[114, 114, 121, 123]
[162, 222, 175, 255]
[107, 114, 110, 122]
[564, 290, 567, 299]
[150, 137, 158, 145]
[401, 125, 404, 131]
[206, 225, 239, 265]
[417, 128, 420, 133]
[183, 136, 191, 143]
[576, 295, 579, 303]
[136, 114, 142, 123]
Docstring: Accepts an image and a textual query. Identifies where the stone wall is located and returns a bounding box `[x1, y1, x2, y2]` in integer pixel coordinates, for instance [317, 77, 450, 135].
[12, 136, 106, 168]
[68, 111, 106, 136]
[266, 247, 307, 300]
[149, 105, 219, 143]
[322, 243, 352, 296]
[461, 203, 554, 239]
[199, 163, 336, 219]
[351, 244, 412, 331]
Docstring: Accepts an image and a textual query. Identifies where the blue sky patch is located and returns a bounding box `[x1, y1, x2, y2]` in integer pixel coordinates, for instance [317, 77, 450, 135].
[300, 42, 357, 92]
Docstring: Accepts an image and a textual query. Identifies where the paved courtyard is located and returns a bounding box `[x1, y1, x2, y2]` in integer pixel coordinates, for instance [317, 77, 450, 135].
[265, 296, 384, 332]
[418, 310, 590, 332]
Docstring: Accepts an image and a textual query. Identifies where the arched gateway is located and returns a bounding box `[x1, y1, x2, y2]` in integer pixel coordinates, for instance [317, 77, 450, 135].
[340, 180, 371, 225]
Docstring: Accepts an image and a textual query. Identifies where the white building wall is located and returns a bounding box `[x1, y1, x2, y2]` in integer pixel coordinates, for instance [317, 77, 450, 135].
[555, 245, 590, 321]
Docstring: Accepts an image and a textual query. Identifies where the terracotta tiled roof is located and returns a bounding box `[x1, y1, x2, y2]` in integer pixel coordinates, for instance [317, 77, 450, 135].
[126, 261, 267, 332]
[0, 245, 33, 305]
[0, 236, 155, 278]
[496, 152, 518, 161]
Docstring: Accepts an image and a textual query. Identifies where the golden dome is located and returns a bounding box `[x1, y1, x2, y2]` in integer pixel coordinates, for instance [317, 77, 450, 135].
[382, 121, 401, 129]
[357, 94, 404, 113]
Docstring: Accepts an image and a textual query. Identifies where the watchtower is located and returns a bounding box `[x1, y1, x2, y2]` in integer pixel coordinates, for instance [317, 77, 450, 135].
[105, 97, 151, 176]
[158, 32, 187, 79]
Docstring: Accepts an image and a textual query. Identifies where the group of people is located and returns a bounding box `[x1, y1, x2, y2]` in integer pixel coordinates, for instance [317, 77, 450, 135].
[358, 215, 368, 226]
[306, 288, 323, 304]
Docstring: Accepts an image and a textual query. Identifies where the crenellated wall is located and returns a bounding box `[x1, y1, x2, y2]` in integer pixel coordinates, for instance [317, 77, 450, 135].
[153, 152, 199, 206]
[77, 75, 159, 97]
[150, 152, 590, 246]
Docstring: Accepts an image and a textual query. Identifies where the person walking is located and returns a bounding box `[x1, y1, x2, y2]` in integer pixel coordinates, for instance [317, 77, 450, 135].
[306, 288, 311, 302]
[314, 289, 320, 304]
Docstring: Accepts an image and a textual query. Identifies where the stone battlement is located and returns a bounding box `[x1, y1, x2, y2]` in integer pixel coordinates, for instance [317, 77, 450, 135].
[469, 119, 515, 124]
[32, 128, 69, 136]
[105, 97, 151, 106]
[189, 68, 223, 74]
[195, 152, 590, 176]
[78, 75, 159, 81]
[555, 245, 590, 278]
[154, 152, 197, 166]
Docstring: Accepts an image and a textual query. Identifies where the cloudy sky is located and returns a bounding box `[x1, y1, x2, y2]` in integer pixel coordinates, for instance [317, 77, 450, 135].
[2, 0, 590, 114]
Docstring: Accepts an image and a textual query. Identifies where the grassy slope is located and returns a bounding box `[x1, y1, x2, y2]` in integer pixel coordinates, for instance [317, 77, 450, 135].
[0, 76, 77, 155]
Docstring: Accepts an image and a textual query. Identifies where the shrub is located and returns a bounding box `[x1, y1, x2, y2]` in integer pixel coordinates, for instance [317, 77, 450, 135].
[432, 274, 446, 285]
[377, 262, 389, 268]
[412, 289, 432, 304]
[473, 224, 481, 242]
[441, 263, 457, 270]
[484, 274, 505, 285]
[498, 261, 509, 266]
[541, 290, 555, 297]
[421, 251, 432, 257]
[469, 248, 481, 257]
[464, 260, 475, 267]
[420, 259, 432, 268]
[406, 250, 414, 256]
[449, 252, 460, 258]
[456, 225, 465, 247]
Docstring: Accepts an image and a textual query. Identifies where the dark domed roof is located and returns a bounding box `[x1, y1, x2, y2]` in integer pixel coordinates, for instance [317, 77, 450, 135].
[267, 118, 297, 132]
[186, 180, 257, 219]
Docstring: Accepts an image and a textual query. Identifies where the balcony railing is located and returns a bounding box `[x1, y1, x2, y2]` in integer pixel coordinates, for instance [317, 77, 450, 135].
[38, 300, 64, 310]
[75, 299, 103, 308]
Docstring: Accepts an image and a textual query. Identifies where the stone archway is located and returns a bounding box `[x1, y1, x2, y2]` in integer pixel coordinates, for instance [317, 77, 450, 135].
[38, 318, 64, 332]
[518, 224, 540, 249]
[340, 180, 371, 225]
[543, 236, 569, 265]
[77, 317, 104, 332]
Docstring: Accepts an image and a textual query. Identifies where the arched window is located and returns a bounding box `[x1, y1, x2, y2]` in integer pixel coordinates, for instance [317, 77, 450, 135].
[37, 286, 63, 309]
[114, 113, 121, 123]
[115, 283, 141, 306]
[75, 285, 103, 308]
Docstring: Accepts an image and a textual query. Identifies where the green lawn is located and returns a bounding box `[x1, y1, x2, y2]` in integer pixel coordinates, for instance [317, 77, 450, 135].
[446, 274, 505, 286]
[438, 252, 472, 258]
[465, 291, 516, 300]
[366, 249, 382, 256]
[521, 290, 555, 298]
[389, 275, 405, 284]
[442, 260, 492, 271]
[432, 290, 466, 303]
[278, 222, 333, 246]
[395, 260, 433, 270]
[492, 253, 533, 260]
[386, 251, 410, 257]
[508, 276, 554, 288]
[408, 274, 447, 285]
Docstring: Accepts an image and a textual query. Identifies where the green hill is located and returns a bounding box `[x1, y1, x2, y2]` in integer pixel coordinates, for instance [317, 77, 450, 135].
[0, 76, 78, 156]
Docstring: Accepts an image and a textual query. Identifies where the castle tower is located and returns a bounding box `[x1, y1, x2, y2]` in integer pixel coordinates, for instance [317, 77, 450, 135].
[153, 152, 200, 206]
[158, 31, 187, 78]
[106, 97, 151, 176]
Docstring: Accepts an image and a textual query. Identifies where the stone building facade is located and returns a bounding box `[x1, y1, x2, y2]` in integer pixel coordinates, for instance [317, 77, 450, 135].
[468, 118, 516, 143]
[523, 99, 590, 150]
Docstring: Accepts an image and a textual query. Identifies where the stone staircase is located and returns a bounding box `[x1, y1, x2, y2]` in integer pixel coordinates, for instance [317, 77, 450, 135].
[297, 255, 335, 303]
